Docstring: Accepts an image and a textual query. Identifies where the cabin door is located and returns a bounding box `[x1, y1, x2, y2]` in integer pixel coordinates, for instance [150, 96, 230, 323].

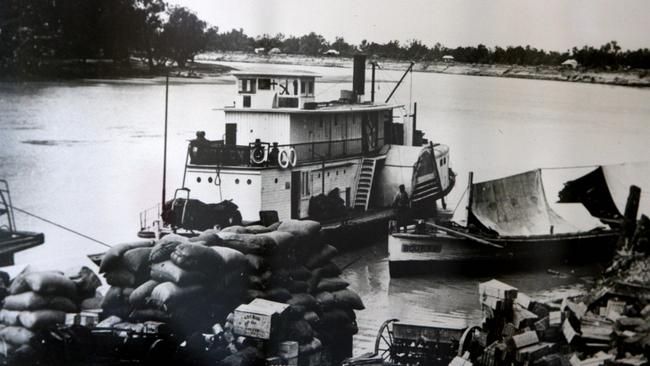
[362, 113, 378, 153]
[291, 171, 301, 219]
[225, 123, 237, 146]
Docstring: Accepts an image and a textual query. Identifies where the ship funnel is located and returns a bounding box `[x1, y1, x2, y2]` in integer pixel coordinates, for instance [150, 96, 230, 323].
[352, 54, 366, 98]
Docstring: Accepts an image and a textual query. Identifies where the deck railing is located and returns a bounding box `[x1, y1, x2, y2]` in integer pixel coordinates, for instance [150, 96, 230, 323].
[188, 137, 372, 167]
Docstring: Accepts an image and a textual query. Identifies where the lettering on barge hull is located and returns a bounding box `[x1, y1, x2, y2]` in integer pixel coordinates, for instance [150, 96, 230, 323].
[402, 243, 442, 253]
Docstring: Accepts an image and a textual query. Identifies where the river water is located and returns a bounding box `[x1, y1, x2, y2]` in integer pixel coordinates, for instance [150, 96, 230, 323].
[1, 62, 649, 354]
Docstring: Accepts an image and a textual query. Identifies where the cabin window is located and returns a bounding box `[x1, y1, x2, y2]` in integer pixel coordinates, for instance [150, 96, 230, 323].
[243, 95, 251, 108]
[239, 79, 256, 93]
[300, 80, 306, 96]
[278, 97, 298, 108]
[307, 81, 314, 96]
[293, 80, 298, 95]
[235, 178, 240, 184]
[301, 171, 310, 197]
[259, 78, 271, 90]
[196, 177, 201, 183]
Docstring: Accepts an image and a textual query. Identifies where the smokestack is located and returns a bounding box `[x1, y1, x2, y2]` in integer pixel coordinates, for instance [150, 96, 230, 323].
[352, 54, 366, 98]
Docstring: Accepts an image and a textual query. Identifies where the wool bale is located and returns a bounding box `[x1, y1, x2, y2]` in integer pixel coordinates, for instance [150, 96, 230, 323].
[288, 281, 309, 294]
[316, 277, 349, 292]
[286, 305, 307, 320]
[288, 266, 312, 281]
[0, 326, 34, 346]
[129, 280, 159, 307]
[320, 308, 352, 327]
[100, 287, 134, 311]
[170, 243, 226, 273]
[259, 231, 295, 252]
[220, 225, 249, 233]
[286, 319, 314, 344]
[64, 266, 101, 298]
[9, 271, 76, 298]
[0, 310, 20, 326]
[277, 220, 321, 239]
[247, 276, 264, 290]
[210, 246, 249, 273]
[315, 262, 342, 277]
[99, 240, 155, 273]
[190, 229, 223, 246]
[303, 311, 320, 327]
[243, 224, 277, 234]
[332, 289, 365, 310]
[265, 269, 292, 288]
[3, 292, 77, 313]
[315, 292, 335, 310]
[149, 234, 189, 263]
[150, 261, 207, 286]
[122, 247, 153, 274]
[18, 310, 65, 330]
[245, 290, 267, 302]
[80, 292, 103, 310]
[104, 269, 138, 288]
[149, 282, 206, 310]
[288, 293, 318, 310]
[216, 232, 277, 255]
[265, 287, 292, 302]
[244, 254, 267, 272]
[305, 245, 338, 269]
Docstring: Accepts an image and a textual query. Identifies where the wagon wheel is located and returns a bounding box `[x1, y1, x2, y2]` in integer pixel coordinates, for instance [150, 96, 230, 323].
[457, 326, 482, 357]
[374, 318, 399, 362]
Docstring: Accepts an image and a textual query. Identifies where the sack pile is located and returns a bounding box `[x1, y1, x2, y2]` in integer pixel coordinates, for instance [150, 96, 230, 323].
[0, 267, 101, 357]
[214, 220, 364, 361]
[98, 239, 156, 319]
[100, 234, 251, 337]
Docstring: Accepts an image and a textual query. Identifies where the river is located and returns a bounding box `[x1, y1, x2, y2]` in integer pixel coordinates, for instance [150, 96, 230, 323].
[1, 62, 649, 354]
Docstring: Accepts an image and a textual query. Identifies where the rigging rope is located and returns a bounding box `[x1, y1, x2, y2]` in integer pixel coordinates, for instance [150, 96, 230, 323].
[452, 186, 468, 215]
[10, 205, 112, 248]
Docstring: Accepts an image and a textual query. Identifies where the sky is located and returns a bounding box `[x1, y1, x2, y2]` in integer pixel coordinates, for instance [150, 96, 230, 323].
[168, 0, 649, 52]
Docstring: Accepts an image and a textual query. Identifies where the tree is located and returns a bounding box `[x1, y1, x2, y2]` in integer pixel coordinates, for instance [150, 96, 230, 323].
[298, 32, 327, 55]
[330, 37, 355, 56]
[132, 0, 166, 71]
[162, 6, 206, 67]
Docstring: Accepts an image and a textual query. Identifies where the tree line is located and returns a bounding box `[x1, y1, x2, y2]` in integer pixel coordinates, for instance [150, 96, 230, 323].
[1, 0, 649, 78]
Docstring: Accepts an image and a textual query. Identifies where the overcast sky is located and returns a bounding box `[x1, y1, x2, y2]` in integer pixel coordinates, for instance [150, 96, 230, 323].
[168, 0, 648, 52]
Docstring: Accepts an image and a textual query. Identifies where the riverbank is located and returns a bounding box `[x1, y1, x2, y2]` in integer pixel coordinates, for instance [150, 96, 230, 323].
[197, 51, 650, 88]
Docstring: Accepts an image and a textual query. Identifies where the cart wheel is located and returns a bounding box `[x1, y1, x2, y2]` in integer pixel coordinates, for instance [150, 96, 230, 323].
[457, 326, 481, 357]
[374, 318, 399, 362]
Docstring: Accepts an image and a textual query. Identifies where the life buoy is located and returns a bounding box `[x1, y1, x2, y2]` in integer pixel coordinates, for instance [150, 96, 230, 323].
[251, 145, 267, 165]
[278, 150, 290, 168]
[288, 147, 297, 167]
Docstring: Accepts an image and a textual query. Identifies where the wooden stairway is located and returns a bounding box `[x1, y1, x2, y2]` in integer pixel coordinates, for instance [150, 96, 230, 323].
[353, 157, 380, 210]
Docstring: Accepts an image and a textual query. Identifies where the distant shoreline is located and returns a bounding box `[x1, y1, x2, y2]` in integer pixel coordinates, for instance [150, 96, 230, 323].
[198, 51, 650, 88]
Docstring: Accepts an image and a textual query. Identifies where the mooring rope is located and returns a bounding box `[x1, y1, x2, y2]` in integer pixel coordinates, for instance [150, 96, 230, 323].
[10, 205, 112, 248]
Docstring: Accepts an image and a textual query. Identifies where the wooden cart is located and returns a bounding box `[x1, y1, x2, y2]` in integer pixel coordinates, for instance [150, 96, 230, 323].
[374, 318, 480, 366]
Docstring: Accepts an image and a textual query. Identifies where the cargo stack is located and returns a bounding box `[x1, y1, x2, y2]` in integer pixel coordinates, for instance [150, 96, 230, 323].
[0, 268, 101, 360]
[95, 219, 363, 364]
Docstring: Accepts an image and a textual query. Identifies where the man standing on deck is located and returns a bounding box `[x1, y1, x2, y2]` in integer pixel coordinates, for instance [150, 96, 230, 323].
[393, 184, 411, 233]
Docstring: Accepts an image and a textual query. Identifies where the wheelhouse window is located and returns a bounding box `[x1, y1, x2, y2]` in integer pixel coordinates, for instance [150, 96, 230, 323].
[239, 78, 256, 93]
[307, 80, 314, 96]
[301, 171, 310, 197]
[300, 80, 307, 96]
[259, 78, 271, 90]
[292, 80, 298, 95]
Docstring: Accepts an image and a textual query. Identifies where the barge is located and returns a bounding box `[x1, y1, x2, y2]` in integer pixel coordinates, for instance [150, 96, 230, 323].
[388, 169, 622, 276]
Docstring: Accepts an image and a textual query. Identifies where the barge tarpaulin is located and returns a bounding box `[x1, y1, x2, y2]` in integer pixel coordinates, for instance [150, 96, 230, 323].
[559, 162, 650, 220]
[470, 169, 577, 236]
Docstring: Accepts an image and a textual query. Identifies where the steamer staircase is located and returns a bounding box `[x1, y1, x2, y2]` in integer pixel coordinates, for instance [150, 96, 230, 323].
[353, 157, 381, 211]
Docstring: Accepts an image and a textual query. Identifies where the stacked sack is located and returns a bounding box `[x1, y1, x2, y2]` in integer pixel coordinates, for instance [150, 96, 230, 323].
[99, 239, 155, 319]
[0, 268, 101, 357]
[100, 234, 251, 337]
[202, 220, 364, 362]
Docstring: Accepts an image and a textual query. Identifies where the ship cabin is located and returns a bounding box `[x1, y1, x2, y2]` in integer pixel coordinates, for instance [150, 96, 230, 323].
[182, 58, 436, 222]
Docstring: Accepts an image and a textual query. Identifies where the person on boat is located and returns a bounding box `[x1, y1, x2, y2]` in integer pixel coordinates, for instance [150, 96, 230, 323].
[393, 184, 411, 233]
[268, 142, 280, 166]
[189, 131, 210, 164]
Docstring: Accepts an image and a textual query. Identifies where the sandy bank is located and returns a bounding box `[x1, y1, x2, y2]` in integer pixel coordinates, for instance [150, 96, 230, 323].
[197, 52, 650, 88]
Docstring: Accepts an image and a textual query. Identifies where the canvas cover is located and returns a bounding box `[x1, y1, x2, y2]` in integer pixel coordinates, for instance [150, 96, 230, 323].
[559, 162, 650, 220]
[470, 169, 576, 236]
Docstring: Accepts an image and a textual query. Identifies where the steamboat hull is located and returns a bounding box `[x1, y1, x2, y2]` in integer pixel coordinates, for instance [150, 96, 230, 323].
[387, 230, 619, 276]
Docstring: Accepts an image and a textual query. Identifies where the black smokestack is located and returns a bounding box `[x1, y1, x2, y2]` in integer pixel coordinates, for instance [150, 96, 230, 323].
[353, 54, 366, 97]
